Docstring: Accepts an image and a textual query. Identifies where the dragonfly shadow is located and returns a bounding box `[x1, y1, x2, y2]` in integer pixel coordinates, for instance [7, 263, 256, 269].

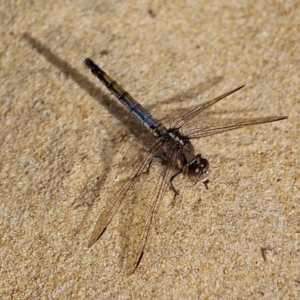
[152, 79, 260, 121]
[152, 76, 224, 108]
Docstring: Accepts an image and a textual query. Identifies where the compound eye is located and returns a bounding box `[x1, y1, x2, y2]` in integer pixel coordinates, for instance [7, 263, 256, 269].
[188, 156, 210, 181]
[199, 158, 209, 172]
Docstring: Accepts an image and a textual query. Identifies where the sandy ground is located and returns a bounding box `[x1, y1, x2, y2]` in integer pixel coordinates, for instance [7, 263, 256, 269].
[1, 1, 299, 299]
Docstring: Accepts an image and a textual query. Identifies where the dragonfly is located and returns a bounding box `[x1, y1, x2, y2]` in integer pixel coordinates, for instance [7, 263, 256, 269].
[85, 58, 287, 274]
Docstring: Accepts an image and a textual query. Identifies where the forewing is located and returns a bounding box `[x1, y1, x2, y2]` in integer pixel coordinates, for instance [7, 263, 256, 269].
[120, 144, 176, 275]
[168, 85, 245, 128]
[181, 116, 287, 139]
[88, 137, 164, 248]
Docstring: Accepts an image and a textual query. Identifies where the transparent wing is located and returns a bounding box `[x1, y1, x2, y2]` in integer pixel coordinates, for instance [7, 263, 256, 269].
[88, 137, 164, 248]
[168, 85, 245, 128]
[120, 143, 176, 275]
[181, 116, 287, 139]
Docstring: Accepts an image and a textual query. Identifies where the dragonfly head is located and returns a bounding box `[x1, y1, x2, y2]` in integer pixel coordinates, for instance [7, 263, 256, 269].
[186, 155, 209, 183]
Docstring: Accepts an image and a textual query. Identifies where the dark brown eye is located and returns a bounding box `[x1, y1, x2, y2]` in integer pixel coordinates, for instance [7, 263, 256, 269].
[200, 158, 209, 171]
[187, 155, 209, 181]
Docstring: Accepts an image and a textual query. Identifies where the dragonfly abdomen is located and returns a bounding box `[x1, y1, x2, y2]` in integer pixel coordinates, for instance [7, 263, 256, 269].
[85, 58, 164, 137]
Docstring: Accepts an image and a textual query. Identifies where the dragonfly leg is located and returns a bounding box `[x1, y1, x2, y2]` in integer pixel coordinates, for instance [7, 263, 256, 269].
[203, 179, 209, 190]
[170, 170, 182, 200]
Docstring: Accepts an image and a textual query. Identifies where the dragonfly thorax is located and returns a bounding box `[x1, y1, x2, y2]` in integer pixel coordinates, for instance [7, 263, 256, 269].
[166, 127, 189, 146]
